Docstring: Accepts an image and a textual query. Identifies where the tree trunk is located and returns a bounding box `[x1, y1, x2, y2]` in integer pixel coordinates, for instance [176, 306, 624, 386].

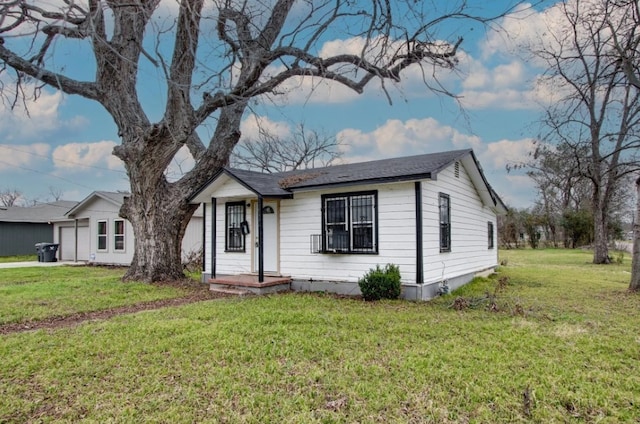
[113, 103, 245, 283]
[630, 177, 640, 291]
[120, 179, 198, 282]
[592, 205, 611, 264]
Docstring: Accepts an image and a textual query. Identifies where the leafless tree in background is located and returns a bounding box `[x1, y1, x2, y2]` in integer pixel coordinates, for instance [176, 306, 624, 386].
[0, 188, 22, 207]
[231, 125, 342, 173]
[531, 0, 640, 264]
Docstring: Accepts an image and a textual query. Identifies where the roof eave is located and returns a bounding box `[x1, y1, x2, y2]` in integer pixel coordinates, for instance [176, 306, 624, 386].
[460, 152, 508, 214]
[189, 169, 293, 203]
[66, 191, 125, 217]
[287, 173, 433, 191]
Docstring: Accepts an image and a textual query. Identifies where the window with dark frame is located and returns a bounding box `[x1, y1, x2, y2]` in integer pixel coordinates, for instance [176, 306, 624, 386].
[439, 193, 451, 252]
[323, 191, 377, 253]
[114, 219, 125, 251]
[97, 220, 107, 251]
[488, 221, 494, 249]
[225, 202, 246, 252]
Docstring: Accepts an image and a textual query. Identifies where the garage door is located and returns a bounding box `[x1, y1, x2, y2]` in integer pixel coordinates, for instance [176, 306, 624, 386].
[60, 226, 90, 261]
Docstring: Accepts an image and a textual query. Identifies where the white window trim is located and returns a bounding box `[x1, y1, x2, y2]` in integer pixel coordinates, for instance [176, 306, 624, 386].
[114, 219, 126, 252]
[97, 219, 108, 252]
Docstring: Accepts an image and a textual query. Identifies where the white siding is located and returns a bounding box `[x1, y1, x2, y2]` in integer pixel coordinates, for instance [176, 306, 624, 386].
[204, 199, 253, 275]
[182, 216, 203, 260]
[421, 161, 498, 284]
[203, 161, 498, 287]
[280, 182, 418, 284]
[214, 178, 254, 199]
[69, 197, 134, 265]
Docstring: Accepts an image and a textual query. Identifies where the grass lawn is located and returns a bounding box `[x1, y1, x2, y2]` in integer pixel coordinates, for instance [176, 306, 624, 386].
[0, 266, 189, 325]
[0, 254, 37, 263]
[1, 249, 639, 422]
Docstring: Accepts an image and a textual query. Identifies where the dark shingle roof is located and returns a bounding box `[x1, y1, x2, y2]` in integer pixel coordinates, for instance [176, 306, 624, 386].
[216, 149, 472, 195]
[277, 149, 471, 190]
[224, 168, 292, 197]
[0, 200, 78, 223]
[190, 149, 506, 212]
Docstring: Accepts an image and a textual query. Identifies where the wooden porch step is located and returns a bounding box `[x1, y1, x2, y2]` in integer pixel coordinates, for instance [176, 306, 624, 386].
[209, 274, 292, 288]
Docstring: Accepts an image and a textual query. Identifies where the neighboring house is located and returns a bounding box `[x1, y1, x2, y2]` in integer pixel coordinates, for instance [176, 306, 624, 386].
[189, 149, 507, 300]
[0, 201, 77, 257]
[54, 191, 203, 265]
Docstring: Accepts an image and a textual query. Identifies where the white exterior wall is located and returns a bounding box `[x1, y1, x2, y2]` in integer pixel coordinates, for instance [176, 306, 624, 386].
[279, 182, 418, 284]
[53, 221, 90, 261]
[203, 161, 498, 289]
[204, 198, 253, 275]
[72, 197, 135, 265]
[203, 182, 420, 283]
[182, 216, 203, 260]
[421, 162, 498, 285]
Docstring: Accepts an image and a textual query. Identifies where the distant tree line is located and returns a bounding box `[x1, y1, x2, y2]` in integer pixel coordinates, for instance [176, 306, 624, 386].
[498, 204, 626, 250]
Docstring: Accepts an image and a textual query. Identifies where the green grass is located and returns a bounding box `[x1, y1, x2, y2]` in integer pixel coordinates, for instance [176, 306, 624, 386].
[1, 249, 639, 422]
[0, 266, 187, 325]
[0, 254, 37, 263]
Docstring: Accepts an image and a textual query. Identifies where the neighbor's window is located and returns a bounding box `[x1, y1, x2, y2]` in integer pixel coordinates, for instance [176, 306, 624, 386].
[114, 219, 125, 251]
[439, 193, 451, 252]
[97, 220, 108, 251]
[488, 221, 494, 249]
[225, 201, 246, 252]
[322, 191, 377, 253]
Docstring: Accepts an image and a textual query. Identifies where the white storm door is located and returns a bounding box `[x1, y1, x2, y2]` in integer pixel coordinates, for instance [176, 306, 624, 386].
[254, 201, 278, 273]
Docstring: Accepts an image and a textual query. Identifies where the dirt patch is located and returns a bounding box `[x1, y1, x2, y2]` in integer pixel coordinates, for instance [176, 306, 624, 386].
[0, 281, 235, 335]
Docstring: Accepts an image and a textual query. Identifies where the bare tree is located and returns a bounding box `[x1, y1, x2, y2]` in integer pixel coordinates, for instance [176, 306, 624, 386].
[231, 124, 342, 173]
[532, 0, 640, 264]
[631, 176, 640, 291]
[0, 1, 519, 282]
[514, 141, 590, 247]
[48, 186, 63, 202]
[0, 188, 22, 207]
[604, 0, 640, 291]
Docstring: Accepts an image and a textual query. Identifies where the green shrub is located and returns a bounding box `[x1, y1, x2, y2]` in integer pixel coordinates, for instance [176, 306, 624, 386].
[358, 264, 401, 301]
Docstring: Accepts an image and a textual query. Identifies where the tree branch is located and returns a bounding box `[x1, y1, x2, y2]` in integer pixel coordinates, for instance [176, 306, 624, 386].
[0, 44, 99, 99]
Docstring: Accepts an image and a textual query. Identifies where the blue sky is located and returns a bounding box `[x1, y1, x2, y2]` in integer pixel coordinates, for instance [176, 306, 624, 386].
[0, 0, 561, 208]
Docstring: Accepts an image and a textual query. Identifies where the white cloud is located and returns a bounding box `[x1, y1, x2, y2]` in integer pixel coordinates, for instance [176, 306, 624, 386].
[0, 85, 88, 140]
[0, 143, 51, 171]
[337, 117, 483, 158]
[239, 114, 292, 141]
[480, 138, 536, 170]
[0, 91, 61, 139]
[463, 1, 607, 111]
[52, 141, 123, 171]
[494, 174, 537, 208]
[481, 3, 547, 60]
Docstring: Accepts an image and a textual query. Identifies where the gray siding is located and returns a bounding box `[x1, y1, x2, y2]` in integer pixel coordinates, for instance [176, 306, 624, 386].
[0, 222, 53, 256]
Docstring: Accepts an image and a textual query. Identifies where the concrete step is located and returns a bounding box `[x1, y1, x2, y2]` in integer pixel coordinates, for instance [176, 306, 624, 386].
[210, 286, 252, 296]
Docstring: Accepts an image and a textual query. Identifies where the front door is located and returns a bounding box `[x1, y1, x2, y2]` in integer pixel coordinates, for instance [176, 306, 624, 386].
[254, 201, 279, 273]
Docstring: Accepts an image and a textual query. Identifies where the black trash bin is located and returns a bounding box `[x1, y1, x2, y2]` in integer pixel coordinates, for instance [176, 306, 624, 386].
[40, 243, 59, 262]
[35, 242, 46, 262]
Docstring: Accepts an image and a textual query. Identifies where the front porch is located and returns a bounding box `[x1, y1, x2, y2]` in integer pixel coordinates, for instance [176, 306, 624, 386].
[209, 274, 292, 295]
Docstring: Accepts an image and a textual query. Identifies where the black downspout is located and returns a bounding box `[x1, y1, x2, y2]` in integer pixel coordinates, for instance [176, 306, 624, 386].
[211, 198, 217, 278]
[415, 182, 424, 285]
[201, 203, 206, 273]
[258, 196, 264, 282]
